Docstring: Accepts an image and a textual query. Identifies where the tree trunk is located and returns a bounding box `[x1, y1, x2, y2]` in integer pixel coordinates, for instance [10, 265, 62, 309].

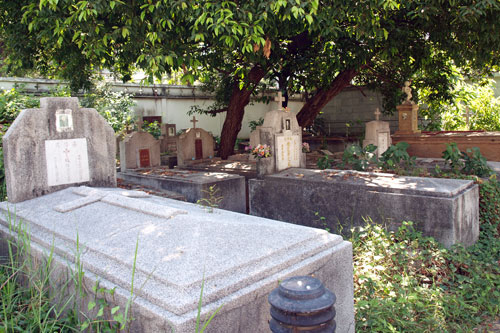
[218, 65, 266, 160]
[296, 69, 358, 128]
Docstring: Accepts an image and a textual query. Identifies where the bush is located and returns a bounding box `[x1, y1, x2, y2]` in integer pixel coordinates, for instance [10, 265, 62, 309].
[80, 83, 136, 138]
[353, 176, 500, 332]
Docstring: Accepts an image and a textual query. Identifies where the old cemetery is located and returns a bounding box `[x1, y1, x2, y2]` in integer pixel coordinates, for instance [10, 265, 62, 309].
[0, 93, 499, 332]
[0, 98, 355, 332]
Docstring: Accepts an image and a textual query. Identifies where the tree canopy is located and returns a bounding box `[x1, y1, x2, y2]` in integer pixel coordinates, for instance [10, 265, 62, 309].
[1, 0, 499, 158]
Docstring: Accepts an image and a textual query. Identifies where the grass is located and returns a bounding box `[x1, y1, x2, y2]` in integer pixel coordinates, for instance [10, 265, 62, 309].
[352, 176, 500, 332]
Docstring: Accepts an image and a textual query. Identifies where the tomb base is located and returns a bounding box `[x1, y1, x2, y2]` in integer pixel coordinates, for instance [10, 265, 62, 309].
[249, 168, 479, 248]
[0, 187, 355, 332]
[118, 168, 246, 213]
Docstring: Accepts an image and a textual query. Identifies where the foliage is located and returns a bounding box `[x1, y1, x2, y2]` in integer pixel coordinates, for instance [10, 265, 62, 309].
[461, 147, 494, 178]
[142, 120, 161, 139]
[442, 143, 464, 172]
[442, 143, 493, 177]
[80, 83, 136, 137]
[379, 142, 416, 171]
[419, 75, 500, 131]
[2, 0, 498, 158]
[342, 144, 377, 172]
[353, 175, 500, 331]
[197, 185, 223, 214]
[317, 155, 333, 170]
[0, 87, 40, 124]
[249, 117, 264, 132]
[195, 272, 223, 333]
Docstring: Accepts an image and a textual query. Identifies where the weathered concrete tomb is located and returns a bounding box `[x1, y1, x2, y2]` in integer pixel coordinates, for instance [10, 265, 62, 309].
[118, 168, 246, 213]
[0, 187, 355, 332]
[249, 168, 479, 248]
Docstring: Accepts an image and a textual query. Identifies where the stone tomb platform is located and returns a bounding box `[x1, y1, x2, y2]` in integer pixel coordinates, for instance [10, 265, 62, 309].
[0, 187, 354, 333]
[118, 168, 245, 213]
[249, 168, 479, 248]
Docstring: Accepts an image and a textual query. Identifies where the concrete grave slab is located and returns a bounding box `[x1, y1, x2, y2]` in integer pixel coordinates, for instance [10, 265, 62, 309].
[249, 168, 479, 248]
[118, 168, 246, 213]
[0, 187, 355, 332]
[2, 97, 116, 203]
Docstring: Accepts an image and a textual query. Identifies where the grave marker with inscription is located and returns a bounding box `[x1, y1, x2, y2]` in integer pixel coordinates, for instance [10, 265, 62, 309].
[177, 117, 215, 167]
[2, 97, 116, 203]
[362, 108, 392, 157]
[254, 92, 305, 176]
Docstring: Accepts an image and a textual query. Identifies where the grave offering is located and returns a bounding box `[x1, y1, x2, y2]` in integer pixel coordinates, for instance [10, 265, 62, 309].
[249, 168, 479, 248]
[119, 124, 161, 170]
[363, 108, 392, 157]
[118, 168, 246, 213]
[395, 81, 420, 135]
[2, 97, 116, 203]
[252, 92, 306, 176]
[177, 116, 215, 167]
[0, 187, 355, 332]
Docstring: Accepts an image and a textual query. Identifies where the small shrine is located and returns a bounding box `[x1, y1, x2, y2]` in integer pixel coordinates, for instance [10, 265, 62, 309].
[177, 116, 215, 167]
[119, 119, 161, 169]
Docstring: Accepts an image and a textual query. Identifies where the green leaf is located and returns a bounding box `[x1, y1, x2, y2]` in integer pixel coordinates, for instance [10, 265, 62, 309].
[88, 301, 96, 311]
[111, 306, 120, 314]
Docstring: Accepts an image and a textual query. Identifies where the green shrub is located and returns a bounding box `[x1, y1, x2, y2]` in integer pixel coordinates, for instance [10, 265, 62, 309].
[80, 83, 136, 138]
[142, 120, 161, 139]
[342, 144, 377, 171]
[379, 142, 415, 171]
[317, 155, 334, 170]
[442, 143, 493, 177]
[353, 176, 500, 332]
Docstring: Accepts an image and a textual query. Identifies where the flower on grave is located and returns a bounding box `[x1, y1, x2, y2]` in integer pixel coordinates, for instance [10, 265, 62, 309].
[302, 142, 310, 153]
[250, 144, 272, 159]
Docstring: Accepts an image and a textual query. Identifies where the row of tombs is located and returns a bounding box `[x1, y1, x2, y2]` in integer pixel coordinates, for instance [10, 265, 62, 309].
[0, 90, 487, 332]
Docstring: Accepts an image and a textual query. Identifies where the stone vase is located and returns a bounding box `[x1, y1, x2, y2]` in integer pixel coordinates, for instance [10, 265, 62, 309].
[256, 157, 272, 179]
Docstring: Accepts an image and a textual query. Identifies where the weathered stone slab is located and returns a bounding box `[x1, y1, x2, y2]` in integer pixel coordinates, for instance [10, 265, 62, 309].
[249, 168, 479, 248]
[2, 97, 116, 203]
[118, 169, 246, 213]
[0, 187, 355, 332]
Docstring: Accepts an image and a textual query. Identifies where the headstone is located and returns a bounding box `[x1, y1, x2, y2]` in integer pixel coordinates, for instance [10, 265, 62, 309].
[2, 97, 116, 203]
[119, 131, 161, 169]
[249, 168, 479, 248]
[0, 187, 355, 332]
[253, 93, 306, 176]
[363, 108, 392, 157]
[177, 123, 215, 167]
[396, 81, 420, 135]
[159, 123, 178, 154]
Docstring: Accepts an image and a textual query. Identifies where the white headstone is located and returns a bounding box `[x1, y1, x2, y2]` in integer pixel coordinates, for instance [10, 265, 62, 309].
[363, 108, 392, 157]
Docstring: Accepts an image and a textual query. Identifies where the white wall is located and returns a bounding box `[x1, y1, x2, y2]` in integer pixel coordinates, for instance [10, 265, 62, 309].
[0, 77, 304, 139]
